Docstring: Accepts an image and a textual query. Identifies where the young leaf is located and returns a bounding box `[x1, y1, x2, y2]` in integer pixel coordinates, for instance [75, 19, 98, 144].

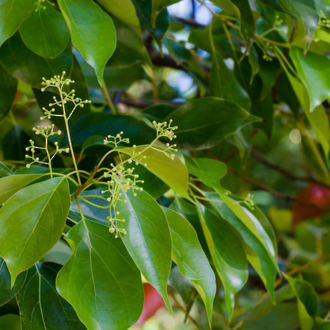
[116, 190, 173, 313]
[0, 177, 70, 286]
[0, 62, 17, 122]
[210, 51, 251, 111]
[0, 258, 27, 306]
[19, 3, 70, 58]
[290, 46, 330, 112]
[57, 219, 144, 330]
[0, 0, 35, 46]
[162, 207, 216, 325]
[119, 145, 189, 198]
[58, 0, 116, 84]
[184, 155, 227, 192]
[198, 204, 248, 320]
[17, 263, 86, 330]
[165, 98, 262, 150]
[0, 174, 42, 204]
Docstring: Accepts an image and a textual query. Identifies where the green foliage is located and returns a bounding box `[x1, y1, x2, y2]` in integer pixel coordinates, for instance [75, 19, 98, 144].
[1, 0, 330, 329]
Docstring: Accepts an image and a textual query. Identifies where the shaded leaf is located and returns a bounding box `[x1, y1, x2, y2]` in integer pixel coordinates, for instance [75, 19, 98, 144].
[59, 0, 116, 84]
[57, 219, 144, 330]
[0, 162, 13, 177]
[165, 97, 262, 150]
[0, 0, 35, 46]
[19, 3, 70, 58]
[40, 239, 72, 266]
[117, 190, 173, 312]
[0, 178, 70, 285]
[0, 314, 21, 330]
[17, 263, 86, 330]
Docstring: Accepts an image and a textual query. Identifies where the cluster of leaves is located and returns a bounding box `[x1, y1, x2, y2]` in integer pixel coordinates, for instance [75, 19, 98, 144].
[1, 0, 330, 330]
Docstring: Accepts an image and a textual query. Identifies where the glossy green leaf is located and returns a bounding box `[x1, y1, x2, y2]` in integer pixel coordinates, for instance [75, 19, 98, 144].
[17, 263, 86, 330]
[118, 145, 189, 198]
[165, 98, 262, 150]
[163, 37, 192, 62]
[107, 16, 151, 67]
[0, 178, 70, 286]
[40, 239, 72, 266]
[0, 0, 35, 46]
[184, 156, 227, 192]
[290, 46, 330, 112]
[96, 0, 140, 27]
[163, 207, 216, 325]
[207, 192, 277, 300]
[57, 219, 144, 330]
[0, 62, 17, 122]
[0, 32, 73, 89]
[117, 190, 172, 312]
[19, 3, 70, 58]
[0, 258, 27, 306]
[277, 0, 318, 50]
[58, 0, 116, 84]
[0, 174, 42, 204]
[210, 51, 251, 111]
[0, 314, 21, 330]
[70, 113, 156, 146]
[284, 274, 318, 330]
[0, 161, 13, 177]
[198, 204, 248, 319]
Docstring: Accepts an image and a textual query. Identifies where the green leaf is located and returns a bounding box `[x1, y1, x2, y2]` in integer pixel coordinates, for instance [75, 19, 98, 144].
[284, 274, 318, 330]
[198, 204, 248, 320]
[59, 0, 116, 84]
[290, 46, 330, 112]
[0, 177, 70, 286]
[0, 0, 35, 46]
[210, 51, 251, 111]
[0, 32, 73, 89]
[0, 161, 13, 177]
[0, 258, 27, 306]
[57, 219, 144, 330]
[19, 3, 70, 58]
[39, 239, 72, 266]
[142, 104, 176, 121]
[165, 97, 262, 150]
[184, 156, 227, 192]
[162, 207, 216, 325]
[118, 145, 189, 198]
[277, 0, 318, 51]
[0, 174, 42, 204]
[0, 314, 21, 330]
[96, 0, 140, 27]
[249, 45, 259, 85]
[0, 62, 17, 122]
[116, 190, 173, 312]
[207, 192, 278, 300]
[70, 113, 156, 146]
[17, 263, 86, 330]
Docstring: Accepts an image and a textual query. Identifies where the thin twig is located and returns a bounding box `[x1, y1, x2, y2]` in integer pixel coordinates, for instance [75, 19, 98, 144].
[167, 290, 203, 330]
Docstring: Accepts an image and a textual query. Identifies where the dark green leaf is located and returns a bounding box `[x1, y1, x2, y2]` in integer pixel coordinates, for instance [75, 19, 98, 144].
[184, 156, 227, 192]
[165, 98, 262, 150]
[0, 32, 73, 89]
[163, 207, 216, 325]
[19, 3, 70, 58]
[210, 51, 250, 111]
[17, 263, 86, 330]
[0, 174, 42, 204]
[58, 0, 116, 84]
[142, 104, 176, 121]
[0, 178, 70, 285]
[0, 62, 17, 122]
[0, 0, 35, 46]
[57, 219, 144, 330]
[118, 145, 189, 198]
[0, 258, 27, 306]
[117, 190, 173, 312]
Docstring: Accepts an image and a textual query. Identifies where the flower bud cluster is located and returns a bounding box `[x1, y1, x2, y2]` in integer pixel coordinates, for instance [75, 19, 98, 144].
[103, 131, 130, 147]
[153, 119, 178, 140]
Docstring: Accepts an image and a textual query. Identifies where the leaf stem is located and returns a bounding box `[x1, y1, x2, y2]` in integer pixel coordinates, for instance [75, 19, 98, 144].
[101, 79, 116, 114]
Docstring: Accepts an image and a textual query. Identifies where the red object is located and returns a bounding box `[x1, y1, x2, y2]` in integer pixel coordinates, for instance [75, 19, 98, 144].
[292, 184, 330, 229]
[134, 283, 165, 326]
